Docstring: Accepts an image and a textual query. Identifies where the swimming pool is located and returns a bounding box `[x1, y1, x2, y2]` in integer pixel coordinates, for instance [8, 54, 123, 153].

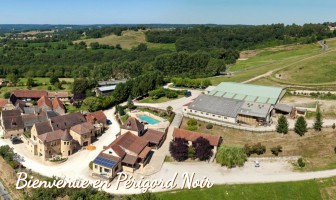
[138, 115, 160, 125]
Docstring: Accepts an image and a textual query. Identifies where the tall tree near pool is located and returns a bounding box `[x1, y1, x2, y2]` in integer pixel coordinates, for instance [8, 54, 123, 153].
[294, 116, 308, 136]
[127, 95, 135, 110]
[166, 106, 173, 116]
[276, 115, 289, 134]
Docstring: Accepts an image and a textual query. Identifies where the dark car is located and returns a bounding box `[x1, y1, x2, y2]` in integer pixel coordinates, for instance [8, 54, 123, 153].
[10, 136, 22, 145]
[185, 91, 192, 97]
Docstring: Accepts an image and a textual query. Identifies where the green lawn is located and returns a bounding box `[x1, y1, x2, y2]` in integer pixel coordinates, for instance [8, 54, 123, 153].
[157, 177, 336, 200]
[139, 95, 184, 103]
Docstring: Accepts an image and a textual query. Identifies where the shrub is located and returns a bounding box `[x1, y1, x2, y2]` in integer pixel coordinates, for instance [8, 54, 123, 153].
[244, 143, 266, 156]
[192, 137, 213, 161]
[159, 111, 167, 117]
[89, 161, 93, 170]
[271, 145, 283, 156]
[252, 143, 266, 155]
[169, 138, 189, 161]
[206, 123, 213, 129]
[216, 145, 247, 168]
[187, 125, 197, 131]
[332, 123, 335, 130]
[188, 146, 196, 159]
[298, 158, 305, 168]
[187, 119, 197, 126]
[3, 91, 10, 99]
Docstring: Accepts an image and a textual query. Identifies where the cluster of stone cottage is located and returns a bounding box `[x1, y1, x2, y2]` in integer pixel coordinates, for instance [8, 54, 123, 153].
[91, 117, 221, 179]
[0, 90, 108, 160]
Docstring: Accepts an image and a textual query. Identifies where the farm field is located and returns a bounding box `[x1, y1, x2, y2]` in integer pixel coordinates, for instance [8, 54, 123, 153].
[181, 118, 336, 172]
[210, 38, 336, 87]
[157, 176, 336, 200]
[75, 30, 176, 50]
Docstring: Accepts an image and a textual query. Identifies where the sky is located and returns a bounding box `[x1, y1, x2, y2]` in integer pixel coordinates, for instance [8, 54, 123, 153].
[0, 0, 335, 25]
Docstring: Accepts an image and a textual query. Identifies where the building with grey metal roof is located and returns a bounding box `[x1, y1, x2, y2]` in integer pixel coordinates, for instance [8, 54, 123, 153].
[188, 94, 244, 118]
[208, 82, 285, 105]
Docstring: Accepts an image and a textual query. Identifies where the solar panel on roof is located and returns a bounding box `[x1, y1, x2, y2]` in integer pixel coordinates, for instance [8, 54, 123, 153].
[93, 156, 116, 168]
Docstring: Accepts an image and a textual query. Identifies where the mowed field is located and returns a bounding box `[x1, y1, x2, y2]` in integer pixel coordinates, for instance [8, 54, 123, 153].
[210, 38, 336, 86]
[75, 30, 175, 50]
[157, 176, 336, 200]
[181, 118, 336, 172]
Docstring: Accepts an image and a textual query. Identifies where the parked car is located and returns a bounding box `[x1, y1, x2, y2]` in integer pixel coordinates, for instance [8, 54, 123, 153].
[10, 136, 22, 145]
[255, 160, 260, 167]
[185, 91, 192, 97]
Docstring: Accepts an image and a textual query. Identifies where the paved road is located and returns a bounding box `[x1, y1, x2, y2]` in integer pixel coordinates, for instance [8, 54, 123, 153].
[0, 180, 11, 200]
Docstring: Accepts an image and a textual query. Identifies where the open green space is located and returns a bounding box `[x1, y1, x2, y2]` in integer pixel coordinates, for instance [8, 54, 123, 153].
[157, 176, 336, 200]
[75, 30, 176, 50]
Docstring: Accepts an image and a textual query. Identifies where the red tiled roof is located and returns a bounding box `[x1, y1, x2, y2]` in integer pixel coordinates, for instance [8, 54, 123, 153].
[138, 146, 151, 159]
[120, 117, 144, 133]
[122, 154, 138, 165]
[52, 97, 65, 110]
[70, 122, 94, 135]
[37, 96, 52, 108]
[11, 90, 47, 98]
[38, 130, 65, 143]
[105, 131, 148, 158]
[173, 128, 222, 147]
[47, 91, 69, 98]
[141, 129, 166, 145]
[0, 98, 8, 108]
[86, 110, 107, 124]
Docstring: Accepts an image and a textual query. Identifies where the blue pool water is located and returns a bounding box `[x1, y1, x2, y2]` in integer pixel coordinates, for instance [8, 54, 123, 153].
[138, 115, 160, 125]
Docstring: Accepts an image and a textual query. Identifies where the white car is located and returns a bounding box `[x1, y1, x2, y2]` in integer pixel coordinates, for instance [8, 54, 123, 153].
[255, 160, 260, 167]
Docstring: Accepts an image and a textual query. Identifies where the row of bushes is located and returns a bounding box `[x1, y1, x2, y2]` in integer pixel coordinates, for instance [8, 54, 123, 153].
[148, 88, 185, 99]
[0, 145, 20, 169]
[244, 143, 283, 157]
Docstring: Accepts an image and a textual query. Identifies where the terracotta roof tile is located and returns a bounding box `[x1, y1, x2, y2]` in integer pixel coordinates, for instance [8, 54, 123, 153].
[141, 129, 166, 145]
[173, 128, 222, 147]
[47, 91, 69, 98]
[0, 98, 8, 108]
[37, 96, 52, 108]
[70, 122, 94, 135]
[86, 110, 107, 124]
[120, 117, 144, 133]
[38, 130, 64, 143]
[105, 131, 148, 158]
[52, 97, 65, 110]
[11, 90, 47, 98]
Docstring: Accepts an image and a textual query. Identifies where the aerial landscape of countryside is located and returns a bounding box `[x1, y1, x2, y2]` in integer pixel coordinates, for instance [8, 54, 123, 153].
[0, 0, 336, 200]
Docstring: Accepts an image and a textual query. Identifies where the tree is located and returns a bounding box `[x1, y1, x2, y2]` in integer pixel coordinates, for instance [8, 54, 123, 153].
[3, 92, 10, 99]
[313, 107, 323, 131]
[187, 119, 197, 126]
[216, 145, 247, 168]
[6, 73, 19, 86]
[127, 95, 135, 110]
[26, 78, 34, 87]
[133, 43, 147, 51]
[276, 115, 289, 134]
[192, 137, 213, 161]
[72, 78, 89, 98]
[332, 123, 335, 130]
[294, 116, 308, 136]
[166, 106, 173, 117]
[169, 138, 188, 161]
[50, 75, 59, 85]
[82, 97, 102, 112]
[206, 123, 213, 129]
[298, 158, 305, 168]
[271, 145, 283, 156]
